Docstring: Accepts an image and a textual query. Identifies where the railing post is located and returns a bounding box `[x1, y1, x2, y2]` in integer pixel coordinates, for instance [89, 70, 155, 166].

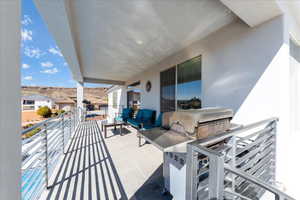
[61, 114, 65, 154]
[42, 123, 49, 189]
[186, 144, 198, 200]
[208, 154, 225, 200]
[271, 120, 277, 184]
[227, 135, 237, 192]
[69, 114, 72, 139]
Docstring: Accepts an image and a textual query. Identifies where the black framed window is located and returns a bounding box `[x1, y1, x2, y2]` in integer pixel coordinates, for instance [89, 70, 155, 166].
[160, 67, 176, 113]
[177, 56, 202, 110]
[160, 56, 202, 112]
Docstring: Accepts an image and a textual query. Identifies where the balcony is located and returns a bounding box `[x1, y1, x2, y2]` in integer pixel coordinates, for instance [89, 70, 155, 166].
[21, 108, 295, 200]
[22, 111, 171, 200]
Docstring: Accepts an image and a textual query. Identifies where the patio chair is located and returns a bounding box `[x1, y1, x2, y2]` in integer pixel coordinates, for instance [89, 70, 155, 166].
[127, 109, 156, 129]
[141, 113, 162, 130]
[115, 108, 133, 123]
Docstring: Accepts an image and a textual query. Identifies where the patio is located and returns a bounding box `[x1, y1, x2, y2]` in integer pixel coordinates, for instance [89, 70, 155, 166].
[40, 120, 172, 200]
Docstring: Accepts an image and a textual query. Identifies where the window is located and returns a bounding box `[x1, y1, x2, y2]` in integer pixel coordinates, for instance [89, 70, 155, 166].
[177, 56, 202, 110]
[160, 56, 202, 112]
[23, 100, 35, 105]
[160, 67, 176, 113]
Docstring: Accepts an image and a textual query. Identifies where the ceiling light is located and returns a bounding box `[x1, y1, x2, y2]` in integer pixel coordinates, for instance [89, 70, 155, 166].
[136, 40, 143, 45]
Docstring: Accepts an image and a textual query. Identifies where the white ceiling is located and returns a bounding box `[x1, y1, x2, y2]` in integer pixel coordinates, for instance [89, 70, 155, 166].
[35, 0, 236, 83]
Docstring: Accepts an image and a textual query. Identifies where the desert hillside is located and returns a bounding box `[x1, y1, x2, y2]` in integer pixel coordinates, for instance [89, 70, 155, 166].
[22, 86, 108, 104]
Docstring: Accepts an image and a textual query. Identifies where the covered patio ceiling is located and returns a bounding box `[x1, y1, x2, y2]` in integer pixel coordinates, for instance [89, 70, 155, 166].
[34, 0, 298, 85]
[34, 0, 237, 84]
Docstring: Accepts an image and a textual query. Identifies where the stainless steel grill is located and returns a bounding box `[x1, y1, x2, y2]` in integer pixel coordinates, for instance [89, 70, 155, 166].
[138, 107, 234, 198]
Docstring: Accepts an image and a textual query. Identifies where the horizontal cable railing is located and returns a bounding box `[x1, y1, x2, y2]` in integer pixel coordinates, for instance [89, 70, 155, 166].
[186, 118, 295, 200]
[21, 107, 85, 200]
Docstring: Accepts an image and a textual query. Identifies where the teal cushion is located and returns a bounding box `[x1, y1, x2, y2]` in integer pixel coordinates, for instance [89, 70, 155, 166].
[142, 124, 155, 130]
[127, 118, 142, 128]
[154, 113, 162, 127]
[135, 110, 143, 121]
[141, 109, 154, 123]
[122, 108, 132, 119]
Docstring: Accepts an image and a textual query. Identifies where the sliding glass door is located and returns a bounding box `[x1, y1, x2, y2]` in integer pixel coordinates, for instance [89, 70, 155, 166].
[160, 56, 202, 112]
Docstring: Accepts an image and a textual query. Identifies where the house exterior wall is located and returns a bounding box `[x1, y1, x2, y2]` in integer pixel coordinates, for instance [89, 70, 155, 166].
[34, 100, 54, 110]
[107, 86, 127, 120]
[286, 37, 300, 198]
[22, 99, 54, 111]
[124, 16, 287, 123]
[0, 1, 21, 199]
[56, 103, 74, 111]
[107, 16, 299, 197]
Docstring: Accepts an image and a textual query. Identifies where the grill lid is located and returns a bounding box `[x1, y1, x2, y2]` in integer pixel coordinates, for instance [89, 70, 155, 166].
[162, 107, 233, 134]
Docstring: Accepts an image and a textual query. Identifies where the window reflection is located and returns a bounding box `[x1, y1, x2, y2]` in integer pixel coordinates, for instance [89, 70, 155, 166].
[177, 56, 202, 110]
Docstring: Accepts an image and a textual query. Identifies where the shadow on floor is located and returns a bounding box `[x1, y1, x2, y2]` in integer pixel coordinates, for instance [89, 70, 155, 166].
[110, 127, 131, 136]
[45, 121, 128, 200]
[130, 165, 173, 200]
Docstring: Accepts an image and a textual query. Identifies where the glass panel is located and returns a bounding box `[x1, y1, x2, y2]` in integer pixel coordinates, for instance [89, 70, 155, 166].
[160, 67, 176, 113]
[177, 56, 202, 110]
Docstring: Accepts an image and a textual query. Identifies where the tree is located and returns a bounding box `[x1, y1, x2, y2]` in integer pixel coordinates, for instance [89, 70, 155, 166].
[37, 106, 52, 118]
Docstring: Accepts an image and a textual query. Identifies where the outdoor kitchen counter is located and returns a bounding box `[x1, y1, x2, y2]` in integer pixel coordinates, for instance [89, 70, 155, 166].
[139, 127, 194, 153]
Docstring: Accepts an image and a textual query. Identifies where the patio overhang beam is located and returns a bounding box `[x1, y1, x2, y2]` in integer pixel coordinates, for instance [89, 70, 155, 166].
[83, 77, 125, 86]
[220, 0, 283, 27]
[34, 0, 83, 82]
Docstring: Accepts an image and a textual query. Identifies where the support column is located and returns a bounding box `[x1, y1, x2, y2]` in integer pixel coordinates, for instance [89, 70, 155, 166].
[77, 81, 84, 121]
[0, 1, 21, 200]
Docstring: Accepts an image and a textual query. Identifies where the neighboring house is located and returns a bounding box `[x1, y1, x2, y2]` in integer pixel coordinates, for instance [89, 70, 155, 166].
[22, 95, 54, 111]
[54, 99, 75, 111]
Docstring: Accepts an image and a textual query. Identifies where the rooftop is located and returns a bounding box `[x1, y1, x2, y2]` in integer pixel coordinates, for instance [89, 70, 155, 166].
[22, 94, 53, 101]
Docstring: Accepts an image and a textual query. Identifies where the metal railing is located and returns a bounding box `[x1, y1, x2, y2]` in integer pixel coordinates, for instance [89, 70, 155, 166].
[186, 118, 295, 200]
[21, 107, 85, 200]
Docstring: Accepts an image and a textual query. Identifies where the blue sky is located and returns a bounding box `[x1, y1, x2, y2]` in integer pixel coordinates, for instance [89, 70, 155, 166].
[21, 0, 105, 88]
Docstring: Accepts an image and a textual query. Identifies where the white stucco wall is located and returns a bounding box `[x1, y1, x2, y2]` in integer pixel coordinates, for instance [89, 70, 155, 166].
[107, 16, 299, 197]
[34, 100, 54, 110]
[286, 38, 300, 198]
[0, 1, 21, 199]
[107, 86, 127, 120]
[126, 16, 287, 123]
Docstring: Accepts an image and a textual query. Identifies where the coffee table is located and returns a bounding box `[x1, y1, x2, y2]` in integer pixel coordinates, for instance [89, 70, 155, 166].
[101, 120, 125, 138]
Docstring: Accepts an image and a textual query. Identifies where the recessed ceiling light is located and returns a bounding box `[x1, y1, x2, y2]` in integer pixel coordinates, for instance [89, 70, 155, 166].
[136, 40, 143, 45]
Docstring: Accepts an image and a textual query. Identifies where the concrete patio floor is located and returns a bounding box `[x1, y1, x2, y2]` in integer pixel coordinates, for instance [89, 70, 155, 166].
[40, 120, 173, 200]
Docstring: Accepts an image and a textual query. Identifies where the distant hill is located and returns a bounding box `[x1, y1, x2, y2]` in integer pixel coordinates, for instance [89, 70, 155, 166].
[22, 86, 108, 105]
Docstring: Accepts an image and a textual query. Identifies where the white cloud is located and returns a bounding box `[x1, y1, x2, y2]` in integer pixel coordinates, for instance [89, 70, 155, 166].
[41, 61, 53, 68]
[41, 67, 58, 74]
[23, 76, 33, 81]
[21, 15, 32, 26]
[21, 29, 33, 41]
[48, 46, 63, 57]
[24, 47, 45, 58]
[22, 63, 30, 69]
[63, 62, 68, 66]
